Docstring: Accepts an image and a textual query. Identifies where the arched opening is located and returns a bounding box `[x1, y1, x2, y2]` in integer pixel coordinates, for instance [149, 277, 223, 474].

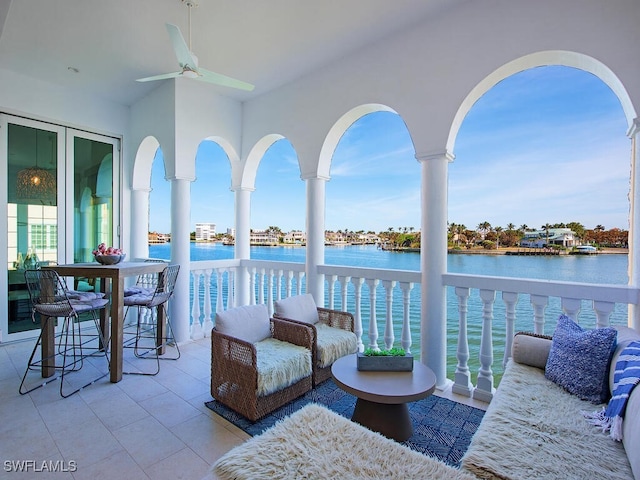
[446, 63, 631, 383]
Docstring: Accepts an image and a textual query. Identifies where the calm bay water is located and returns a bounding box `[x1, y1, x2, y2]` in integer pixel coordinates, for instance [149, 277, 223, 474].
[150, 243, 629, 381]
[150, 242, 628, 284]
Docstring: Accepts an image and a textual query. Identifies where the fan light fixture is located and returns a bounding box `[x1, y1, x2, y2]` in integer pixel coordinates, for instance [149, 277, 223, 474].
[16, 130, 56, 204]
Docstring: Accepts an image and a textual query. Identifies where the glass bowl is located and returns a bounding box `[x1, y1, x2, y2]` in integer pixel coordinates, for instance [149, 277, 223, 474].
[94, 254, 126, 265]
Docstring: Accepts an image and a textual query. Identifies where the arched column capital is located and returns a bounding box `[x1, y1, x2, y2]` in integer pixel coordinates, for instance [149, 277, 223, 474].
[415, 150, 455, 164]
[165, 174, 196, 183]
[301, 173, 330, 182]
[231, 184, 255, 193]
[628, 117, 640, 138]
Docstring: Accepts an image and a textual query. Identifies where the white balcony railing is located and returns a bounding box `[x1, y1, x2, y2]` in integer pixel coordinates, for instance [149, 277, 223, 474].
[189, 259, 639, 402]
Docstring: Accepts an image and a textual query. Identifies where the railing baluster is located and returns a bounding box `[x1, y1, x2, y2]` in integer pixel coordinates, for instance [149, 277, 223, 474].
[530, 294, 548, 334]
[327, 274, 337, 310]
[215, 269, 224, 313]
[452, 286, 472, 397]
[202, 269, 213, 336]
[562, 297, 582, 322]
[399, 281, 413, 354]
[257, 268, 266, 305]
[339, 275, 350, 312]
[249, 267, 257, 305]
[267, 269, 275, 316]
[351, 277, 364, 352]
[502, 291, 518, 367]
[190, 272, 203, 339]
[382, 280, 395, 349]
[228, 270, 235, 308]
[593, 300, 615, 328]
[296, 271, 304, 295]
[366, 278, 380, 350]
[474, 288, 495, 402]
[285, 270, 294, 298]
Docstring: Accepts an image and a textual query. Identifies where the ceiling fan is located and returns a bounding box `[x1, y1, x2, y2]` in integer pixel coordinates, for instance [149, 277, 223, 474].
[136, 1, 254, 91]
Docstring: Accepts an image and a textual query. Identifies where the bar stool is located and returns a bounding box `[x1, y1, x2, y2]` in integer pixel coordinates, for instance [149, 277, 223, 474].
[123, 264, 181, 375]
[19, 269, 110, 398]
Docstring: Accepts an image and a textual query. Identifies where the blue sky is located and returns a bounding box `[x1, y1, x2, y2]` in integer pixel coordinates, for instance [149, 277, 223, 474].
[150, 65, 630, 234]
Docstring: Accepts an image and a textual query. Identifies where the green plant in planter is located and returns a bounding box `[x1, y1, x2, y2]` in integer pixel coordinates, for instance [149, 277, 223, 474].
[362, 347, 406, 357]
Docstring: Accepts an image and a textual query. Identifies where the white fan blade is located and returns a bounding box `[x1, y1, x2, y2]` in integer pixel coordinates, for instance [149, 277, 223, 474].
[165, 23, 198, 70]
[197, 67, 255, 91]
[136, 71, 182, 82]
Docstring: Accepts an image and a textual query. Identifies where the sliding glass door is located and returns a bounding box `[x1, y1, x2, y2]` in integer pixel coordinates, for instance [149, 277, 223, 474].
[1, 115, 120, 342]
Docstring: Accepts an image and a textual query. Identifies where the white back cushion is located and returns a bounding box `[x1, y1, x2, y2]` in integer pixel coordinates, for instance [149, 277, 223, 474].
[215, 304, 271, 344]
[275, 294, 319, 325]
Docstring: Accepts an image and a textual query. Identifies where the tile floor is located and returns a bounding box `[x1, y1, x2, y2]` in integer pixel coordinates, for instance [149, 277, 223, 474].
[0, 335, 487, 480]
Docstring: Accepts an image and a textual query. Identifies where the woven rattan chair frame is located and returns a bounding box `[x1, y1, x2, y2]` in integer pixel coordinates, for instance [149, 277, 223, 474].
[19, 269, 110, 398]
[123, 264, 181, 376]
[274, 307, 355, 386]
[211, 317, 313, 421]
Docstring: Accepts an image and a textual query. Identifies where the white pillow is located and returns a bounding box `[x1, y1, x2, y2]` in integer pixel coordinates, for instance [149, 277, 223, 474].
[215, 304, 271, 344]
[274, 294, 319, 325]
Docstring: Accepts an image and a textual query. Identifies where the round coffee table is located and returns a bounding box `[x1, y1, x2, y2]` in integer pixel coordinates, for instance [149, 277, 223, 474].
[331, 353, 436, 441]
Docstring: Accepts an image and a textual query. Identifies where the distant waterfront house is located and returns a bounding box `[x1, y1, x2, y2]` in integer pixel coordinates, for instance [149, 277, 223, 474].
[359, 233, 381, 244]
[520, 228, 576, 248]
[251, 229, 280, 244]
[284, 230, 306, 244]
[148, 231, 169, 244]
[195, 223, 217, 242]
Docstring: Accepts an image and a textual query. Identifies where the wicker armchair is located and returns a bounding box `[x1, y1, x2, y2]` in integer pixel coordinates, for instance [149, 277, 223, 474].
[211, 305, 313, 421]
[274, 294, 357, 386]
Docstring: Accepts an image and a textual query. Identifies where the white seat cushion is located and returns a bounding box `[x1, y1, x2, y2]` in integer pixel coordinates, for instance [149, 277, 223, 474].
[255, 338, 312, 397]
[215, 304, 272, 344]
[274, 294, 319, 325]
[315, 324, 357, 368]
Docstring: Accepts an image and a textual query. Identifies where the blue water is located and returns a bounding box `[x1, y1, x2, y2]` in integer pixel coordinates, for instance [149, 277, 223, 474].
[150, 243, 629, 382]
[150, 242, 628, 283]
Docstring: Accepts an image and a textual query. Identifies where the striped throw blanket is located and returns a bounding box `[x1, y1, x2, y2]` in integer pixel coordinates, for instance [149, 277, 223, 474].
[584, 341, 640, 441]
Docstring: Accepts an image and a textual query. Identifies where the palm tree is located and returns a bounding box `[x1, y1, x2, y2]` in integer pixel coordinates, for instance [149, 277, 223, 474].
[542, 223, 551, 247]
[494, 226, 503, 249]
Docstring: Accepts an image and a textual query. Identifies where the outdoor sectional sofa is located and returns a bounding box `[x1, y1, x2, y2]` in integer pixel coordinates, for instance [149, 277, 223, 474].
[460, 324, 639, 480]
[207, 323, 640, 480]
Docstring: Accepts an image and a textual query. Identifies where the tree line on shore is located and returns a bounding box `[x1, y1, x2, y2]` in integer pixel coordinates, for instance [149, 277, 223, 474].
[181, 221, 628, 250]
[446, 221, 628, 250]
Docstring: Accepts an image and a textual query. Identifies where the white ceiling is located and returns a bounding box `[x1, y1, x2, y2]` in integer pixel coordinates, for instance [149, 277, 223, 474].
[0, 0, 463, 106]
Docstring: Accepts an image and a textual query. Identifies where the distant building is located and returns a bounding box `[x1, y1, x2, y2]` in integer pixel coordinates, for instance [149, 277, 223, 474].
[226, 228, 235, 238]
[148, 232, 169, 244]
[283, 230, 306, 244]
[520, 228, 576, 248]
[195, 223, 216, 242]
[250, 229, 279, 244]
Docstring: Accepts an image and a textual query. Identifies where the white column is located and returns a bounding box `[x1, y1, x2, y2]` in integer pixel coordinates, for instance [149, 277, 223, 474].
[305, 176, 327, 306]
[131, 188, 150, 260]
[417, 150, 453, 388]
[234, 186, 253, 306]
[628, 118, 640, 331]
[170, 178, 191, 343]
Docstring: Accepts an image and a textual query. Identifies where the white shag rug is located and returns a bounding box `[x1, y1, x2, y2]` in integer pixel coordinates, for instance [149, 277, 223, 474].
[461, 360, 633, 480]
[208, 403, 476, 480]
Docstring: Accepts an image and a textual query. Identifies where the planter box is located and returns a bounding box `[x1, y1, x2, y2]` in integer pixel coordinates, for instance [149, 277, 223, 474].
[356, 352, 414, 372]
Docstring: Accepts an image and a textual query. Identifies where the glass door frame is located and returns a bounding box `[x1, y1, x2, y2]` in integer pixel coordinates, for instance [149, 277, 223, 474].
[65, 129, 121, 264]
[1, 115, 122, 343]
[1, 114, 65, 342]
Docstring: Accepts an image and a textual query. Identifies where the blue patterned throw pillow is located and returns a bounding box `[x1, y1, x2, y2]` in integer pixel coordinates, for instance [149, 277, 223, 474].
[545, 315, 617, 403]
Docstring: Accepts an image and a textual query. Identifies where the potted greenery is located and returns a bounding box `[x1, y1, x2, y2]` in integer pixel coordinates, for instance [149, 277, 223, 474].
[356, 347, 413, 371]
